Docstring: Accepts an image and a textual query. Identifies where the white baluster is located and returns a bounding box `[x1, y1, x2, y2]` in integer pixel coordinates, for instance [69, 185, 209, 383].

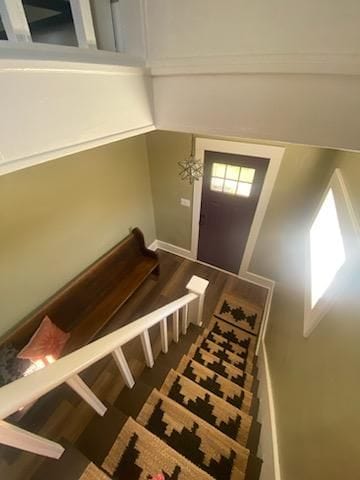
[69, 0, 97, 48]
[186, 275, 209, 326]
[182, 304, 189, 335]
[112, 347, 135, 388]
[172, 310, 179, 343]
[140, 330, 154, 368]
[160, 318, 168, 354]
[66, 374, 107, 416]
[0, 420, 64, 459]
[0, 0, 31, 42]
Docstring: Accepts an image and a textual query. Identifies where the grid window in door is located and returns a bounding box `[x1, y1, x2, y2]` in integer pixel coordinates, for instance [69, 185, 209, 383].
[210, 163, 256, 197]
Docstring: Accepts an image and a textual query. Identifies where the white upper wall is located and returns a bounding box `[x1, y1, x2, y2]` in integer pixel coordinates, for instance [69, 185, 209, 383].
[147, 1, 360, 151]
[0, 59, 154, 176]
[146, 0, 360, 62]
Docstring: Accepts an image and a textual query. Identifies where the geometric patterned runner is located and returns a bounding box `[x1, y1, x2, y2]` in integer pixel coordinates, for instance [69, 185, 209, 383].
[203, 330, 250, 360]
[79, 463, 111, 480]
[186, 345, 254, 391]
[137, 390, 249, 479]
[194, 335, 253, 374]
[102, 417, 213, 480]
[176, 355, 253, 413]
[160, 369, 252, 446]
[213, 293, 263, 336]
[208, 318, 257, 354]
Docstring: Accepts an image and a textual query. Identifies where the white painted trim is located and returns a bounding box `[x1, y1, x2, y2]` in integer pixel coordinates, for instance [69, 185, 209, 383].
[191, 138, 284, 274]
[69, 0, 97, 49]
[0, 0, 31, 43]
[150, 53, 360, 76]
[258, 338, 282, 480]
[66, 374, 107, 416]
[147, 239, 158, 251]
[0, 420, 64, 459]
[156, 240, 193, 260]
[303, 168, 360, 338]
[0, 124, 155, 177]
[0, 40, 145, 66]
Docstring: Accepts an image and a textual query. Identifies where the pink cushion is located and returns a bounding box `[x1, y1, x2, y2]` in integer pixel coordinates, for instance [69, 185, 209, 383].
[17, 316, 70, 362]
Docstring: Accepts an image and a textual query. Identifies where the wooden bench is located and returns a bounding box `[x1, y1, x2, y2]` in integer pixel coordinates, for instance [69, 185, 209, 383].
[1, 228, 159, 355]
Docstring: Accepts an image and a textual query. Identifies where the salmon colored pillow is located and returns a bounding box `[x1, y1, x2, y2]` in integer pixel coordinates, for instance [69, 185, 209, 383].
[17, 316, 70, 362]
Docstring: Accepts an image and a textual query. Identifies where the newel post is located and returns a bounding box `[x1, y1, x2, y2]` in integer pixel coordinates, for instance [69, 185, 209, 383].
[186, 275, 209, 327]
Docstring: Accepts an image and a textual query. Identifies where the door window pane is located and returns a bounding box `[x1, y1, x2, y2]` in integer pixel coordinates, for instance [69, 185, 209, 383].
[210, 162, 256, 196]
[224, 179, 237, 194]
[212, 163, 226, 178]
[211, 177, 224, 192]
[236, 182, 252, 197]
[240, 167, 256, 183]
[226, 165, 240, 181]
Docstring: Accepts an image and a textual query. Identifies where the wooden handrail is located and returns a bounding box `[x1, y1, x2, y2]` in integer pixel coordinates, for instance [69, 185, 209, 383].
[0, 292, 196, 420]
[0, 275, 209, 459]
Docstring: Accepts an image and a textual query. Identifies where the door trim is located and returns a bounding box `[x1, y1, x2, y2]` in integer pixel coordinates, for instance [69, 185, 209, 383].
[191, 138, 285, 275]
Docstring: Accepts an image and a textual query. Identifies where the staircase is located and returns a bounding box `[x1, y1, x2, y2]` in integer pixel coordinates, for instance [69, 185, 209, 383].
[30, 293, 264, 480]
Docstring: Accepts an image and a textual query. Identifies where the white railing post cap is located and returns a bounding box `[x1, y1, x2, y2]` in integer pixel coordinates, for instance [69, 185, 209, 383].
[186, 275, 209, 295]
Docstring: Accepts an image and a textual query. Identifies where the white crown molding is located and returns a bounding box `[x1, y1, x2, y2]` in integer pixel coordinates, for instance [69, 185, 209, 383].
[0, 124, 155, 177]
[150, 53, 360, 76]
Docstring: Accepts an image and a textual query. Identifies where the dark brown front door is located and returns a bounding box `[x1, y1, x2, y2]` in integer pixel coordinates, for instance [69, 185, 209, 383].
[197, 151, 269, 273]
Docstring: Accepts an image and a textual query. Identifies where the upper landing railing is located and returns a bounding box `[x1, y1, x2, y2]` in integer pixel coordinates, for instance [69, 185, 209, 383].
[0, 275, 209, 459]
[0, 0, 136, 61]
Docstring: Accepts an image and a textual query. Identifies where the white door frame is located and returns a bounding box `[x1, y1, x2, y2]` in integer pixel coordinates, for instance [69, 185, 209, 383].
[191, 138, 285, 275]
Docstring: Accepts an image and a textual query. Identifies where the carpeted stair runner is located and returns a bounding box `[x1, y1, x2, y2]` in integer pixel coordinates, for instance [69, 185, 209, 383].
[101, 417, 213, 480]
[194, 335, 254, 373]
[80, 463, 111, 480]
[208, 318, 257, 354]
[213, 294, 263, 336]
[160, 369, 252, 445]
[204, 329, 249, 359]
[177, 355, 253, 411]
[60, 292, 264, 480]
[137, 389, 249, 480]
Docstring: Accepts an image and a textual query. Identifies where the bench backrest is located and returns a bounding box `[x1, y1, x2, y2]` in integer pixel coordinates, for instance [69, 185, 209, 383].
[1, 228, 158, 351]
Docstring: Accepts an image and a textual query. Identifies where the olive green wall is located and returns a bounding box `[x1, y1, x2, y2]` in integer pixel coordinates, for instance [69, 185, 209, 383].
[146, 131, 193, 249]
[250, 149, 360, 480]
[0, 135, 155, 337]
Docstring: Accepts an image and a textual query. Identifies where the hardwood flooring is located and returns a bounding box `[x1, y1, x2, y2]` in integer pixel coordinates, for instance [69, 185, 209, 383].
[0, 251, 267, 480]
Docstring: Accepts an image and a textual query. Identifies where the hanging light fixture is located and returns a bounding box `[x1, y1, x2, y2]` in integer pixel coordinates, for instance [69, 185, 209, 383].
[178, 134, 203, 185]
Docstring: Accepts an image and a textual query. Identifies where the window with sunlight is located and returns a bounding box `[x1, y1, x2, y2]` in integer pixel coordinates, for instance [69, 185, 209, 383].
[310, 188, 346, 308]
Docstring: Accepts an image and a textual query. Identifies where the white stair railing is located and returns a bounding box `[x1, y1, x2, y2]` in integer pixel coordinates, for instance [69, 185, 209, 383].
[0, 275, 208, 459]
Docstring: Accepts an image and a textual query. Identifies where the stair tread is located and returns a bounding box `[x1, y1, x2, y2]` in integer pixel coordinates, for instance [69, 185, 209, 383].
[160, 369, 252, 446]
[213, 293, 263, 336]
[186, 345, 254, 390]
[195, 335, 254, 373]
[208, 318, 257, 353]
[102, 417, 213, 480]
[137, 389, 249, 479]
[204, 330, 249, 359]
[176, 355, 253, 413]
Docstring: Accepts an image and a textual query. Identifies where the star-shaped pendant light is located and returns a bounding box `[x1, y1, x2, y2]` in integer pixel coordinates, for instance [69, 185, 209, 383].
[178, 135, 203, 185]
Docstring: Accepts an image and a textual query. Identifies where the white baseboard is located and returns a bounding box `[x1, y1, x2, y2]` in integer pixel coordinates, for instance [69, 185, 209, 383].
[258, 340, 282, 480]
[147, 239, 158, 251]
[155, 240, 193, 260]
[151, 238, 281, 480]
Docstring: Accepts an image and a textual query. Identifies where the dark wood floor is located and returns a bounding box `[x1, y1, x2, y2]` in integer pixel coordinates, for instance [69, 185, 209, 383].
[0, 251, 267, 479]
